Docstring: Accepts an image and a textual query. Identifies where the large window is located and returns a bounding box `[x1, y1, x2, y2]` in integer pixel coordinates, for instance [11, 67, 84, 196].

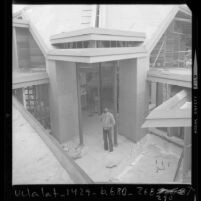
[15, 27, 46, 72]
[53, 40, 142, 49]
[13, 84, 51, 130]
[150, 14, 192, 68]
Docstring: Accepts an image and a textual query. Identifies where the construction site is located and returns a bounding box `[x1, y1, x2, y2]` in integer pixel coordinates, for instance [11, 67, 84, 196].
[12, 4, 192, 184]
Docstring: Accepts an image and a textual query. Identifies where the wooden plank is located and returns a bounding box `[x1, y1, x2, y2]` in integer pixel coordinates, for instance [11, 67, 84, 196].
[76, 65, 84, 145]
[13, 96, 93, 184]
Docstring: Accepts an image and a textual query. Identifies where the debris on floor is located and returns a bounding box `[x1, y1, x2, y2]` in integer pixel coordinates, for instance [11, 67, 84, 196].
[62, 131, 184, 183]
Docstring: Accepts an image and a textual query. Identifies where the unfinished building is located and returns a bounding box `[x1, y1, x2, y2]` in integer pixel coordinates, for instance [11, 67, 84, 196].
[12, 5, 192, 184]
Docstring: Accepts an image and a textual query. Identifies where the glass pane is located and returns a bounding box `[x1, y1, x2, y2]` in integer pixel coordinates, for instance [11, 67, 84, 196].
[100, 62, 115, 113]
[15, 27, 46, 72]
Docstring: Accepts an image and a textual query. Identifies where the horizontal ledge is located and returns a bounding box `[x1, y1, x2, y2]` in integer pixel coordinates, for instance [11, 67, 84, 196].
[147, 76, 191, 88]
[148, 128, 184, 147]
[48, 46, 146, 57]
[13, 72, 49, 83]
[142, 118, 191, 128]
[13, 79, 49, 89]
[51, 34, 145, 44]
[50, 27, 146, 40]
[13, 19, 29, 28]
[47, 52, 147, 63]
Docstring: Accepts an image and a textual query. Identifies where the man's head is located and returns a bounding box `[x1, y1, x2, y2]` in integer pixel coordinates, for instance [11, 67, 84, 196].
[103, 108, 108, 113]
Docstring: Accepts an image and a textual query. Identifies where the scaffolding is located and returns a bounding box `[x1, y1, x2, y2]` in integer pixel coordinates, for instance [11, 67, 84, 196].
[150, 18, 192, 69]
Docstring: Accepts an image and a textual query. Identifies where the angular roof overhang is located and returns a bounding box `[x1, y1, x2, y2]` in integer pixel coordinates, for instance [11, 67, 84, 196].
[142, 90, 191, 128]
[47, 46, 147, 63]
[13, 19, 29, 28]
[13, 72, 49, 89]
[147, 68, 192, 88]
[50, 27, 146, 44]
[145, 6, 191, 53]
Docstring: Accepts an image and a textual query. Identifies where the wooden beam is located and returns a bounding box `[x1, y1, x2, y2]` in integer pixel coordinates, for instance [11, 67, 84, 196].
[13, 96, 93, 184]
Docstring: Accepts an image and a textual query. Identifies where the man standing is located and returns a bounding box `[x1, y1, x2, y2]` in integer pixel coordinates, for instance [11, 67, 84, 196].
[101, 108, 115, 152]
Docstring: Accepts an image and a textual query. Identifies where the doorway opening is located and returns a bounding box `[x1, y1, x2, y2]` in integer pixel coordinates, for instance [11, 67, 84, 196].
[77, 61, 118, 145]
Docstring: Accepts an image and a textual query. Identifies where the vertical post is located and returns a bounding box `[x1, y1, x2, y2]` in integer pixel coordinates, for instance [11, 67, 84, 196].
[151, 82, 157, 106]
[22, 88, 27, 109]
[99, 63, 102, 114]
[13, 27, 19, 72]
[76, 64, 84, 145]
[97, 64, 101, 114]
[113, 61, 118, 146]
[183, 127, 191, 180]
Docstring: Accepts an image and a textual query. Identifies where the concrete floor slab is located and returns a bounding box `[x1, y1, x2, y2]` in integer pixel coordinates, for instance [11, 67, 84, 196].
[12, 106, 73, 184]
[62, 114, 186, 183]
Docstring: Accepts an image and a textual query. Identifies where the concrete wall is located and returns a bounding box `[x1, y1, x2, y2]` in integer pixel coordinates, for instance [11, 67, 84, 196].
[136, 57, 149, 139]
[47, 60, 60, 141]
[119, 57, 149, 142]
[47, 60, 79, 143]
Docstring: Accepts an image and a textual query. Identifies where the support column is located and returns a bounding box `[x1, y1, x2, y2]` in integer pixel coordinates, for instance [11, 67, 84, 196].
[136, 57, 150, 140]
[151, 82, 157, 106]
[119, 57, 149, 142]
[47, 60, 80, 143]
[76, 65, 83, 145]
[113, 62, 118, 145]
[99, 64, 103, 114]
[156, 82, 164, 106]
